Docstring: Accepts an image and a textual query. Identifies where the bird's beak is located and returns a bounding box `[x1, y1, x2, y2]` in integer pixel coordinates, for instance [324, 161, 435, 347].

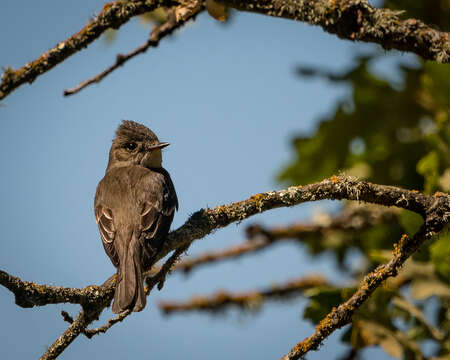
[148, 142, 170, 150]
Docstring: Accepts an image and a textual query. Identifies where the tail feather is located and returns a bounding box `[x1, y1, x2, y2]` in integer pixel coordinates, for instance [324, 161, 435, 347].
[112, 235, 146, 313]
[132, 252, 146, 312]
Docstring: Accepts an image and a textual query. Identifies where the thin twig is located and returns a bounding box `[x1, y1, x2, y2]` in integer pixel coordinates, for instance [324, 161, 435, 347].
[170, 204, 399, 274]
[1, 176, 447, 360]
[2, 1, 450, 100]
[40, 310, 92, 360]
[0, 0, 175, 100]
[1, 177, 447, 310]
[145, 242, 191, 293]
[280, 225, 438, 359]
[159, 274, 328, 313]
[218, 0, 450, 63]
[64, 3, 203, 96]
[61, 309, 131, 339]
[172, 239, 271, 273]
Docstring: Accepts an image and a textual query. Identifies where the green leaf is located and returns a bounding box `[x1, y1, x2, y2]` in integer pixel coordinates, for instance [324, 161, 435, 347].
[417, 151, 440, 193]
[303, 287, 353, 323]
[398, 210, 423, 237]
[430, 232, 450, 282]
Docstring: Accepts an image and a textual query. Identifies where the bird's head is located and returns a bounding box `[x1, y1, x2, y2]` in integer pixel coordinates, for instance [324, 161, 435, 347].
[107, 120, 169, 170]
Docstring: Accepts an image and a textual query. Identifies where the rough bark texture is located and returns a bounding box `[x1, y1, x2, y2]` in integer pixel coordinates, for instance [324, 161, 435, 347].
[1, 176, 448, 359]
[159, 275, 328, 313]
[218, 0, 450, 63]
[63, 1, 203, 96]
[0, 0, 173, 100]
[171, 205, 398, 274]
[281, 227, 431, 359]
[1, 0, 449, 100]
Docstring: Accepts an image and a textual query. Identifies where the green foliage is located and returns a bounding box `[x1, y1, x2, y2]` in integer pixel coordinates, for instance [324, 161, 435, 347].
[279, 58, 449, 190]
[417, 151, 440, 193]
[430, 233, 450, 282]
[398, 210, 423, 237]
[303, 287, 354, 323]
[277, 1, 450, 358]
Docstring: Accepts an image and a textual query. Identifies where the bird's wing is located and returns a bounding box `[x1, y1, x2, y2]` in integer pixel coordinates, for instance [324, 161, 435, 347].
[136, 169, 178, 249]
[95, 204, 120, 267]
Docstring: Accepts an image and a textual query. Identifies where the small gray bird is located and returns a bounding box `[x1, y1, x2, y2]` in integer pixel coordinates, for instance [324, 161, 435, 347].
[95, 120, 178, 313]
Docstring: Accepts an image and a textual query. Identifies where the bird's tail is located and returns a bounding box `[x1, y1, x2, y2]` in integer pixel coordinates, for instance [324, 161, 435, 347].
[112, 235, 146, 314]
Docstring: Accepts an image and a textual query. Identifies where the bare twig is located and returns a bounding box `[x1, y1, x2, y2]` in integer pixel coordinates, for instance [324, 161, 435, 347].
[247, 204, 399, 241]
[159, 176, 446, 261]
[218, 0, 450, 63]
[280, 225, 444, 360]
[159, 274, 328, 313]
[40, 310, 93, 360]
[61, 309, 131, 339]
[1, 177, 447, 309]
[0, 0, 176, 100]
[172, 239, 271, 273]
[172, 204, 399, 274]
[2, 1, 450, 100]
[392, 296, 444, 341]
[145, 242, 191, 292]
[64, 2, 203, 96]
[1, 176, 448, 359]
[60, 242, 192, 343]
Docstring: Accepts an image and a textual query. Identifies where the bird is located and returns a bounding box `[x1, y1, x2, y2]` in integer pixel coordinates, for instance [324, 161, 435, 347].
[94, 120, 178, 313]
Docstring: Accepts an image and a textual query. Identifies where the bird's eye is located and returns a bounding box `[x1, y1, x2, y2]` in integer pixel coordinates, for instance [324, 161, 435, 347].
[124, 142, 137, 151]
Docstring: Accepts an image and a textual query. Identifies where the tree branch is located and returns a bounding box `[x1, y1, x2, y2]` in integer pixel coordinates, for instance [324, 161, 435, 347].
[0, 176, 447, 359]
[1, 176, 446, 309]
[281, 220, 447, 359]
[1, 0, 449, 100]
[63, 2, 203, 96]
[159, 176, 444, 261]
[0, 0, 177, 100]
[248, 204, 399, 238]
[172, 204, 399, 274]
[218, 0, 450, 63]
[145, 242, 191, 291]
[0, 270, 106, 308]
[159, 274, 328, 313]
[61, 309, 131, 339]
[171, 239, 272, 273]
[40, 310, 94, 360]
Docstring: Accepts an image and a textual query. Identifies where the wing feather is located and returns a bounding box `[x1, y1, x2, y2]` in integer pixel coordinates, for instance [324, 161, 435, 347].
[95, 205, 120, 267]
[135, 169, 177, 266]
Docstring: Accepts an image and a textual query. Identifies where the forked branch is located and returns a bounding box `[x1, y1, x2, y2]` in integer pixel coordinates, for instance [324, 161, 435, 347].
[1, 0, 449, 100]
[0, 176, 448, 360]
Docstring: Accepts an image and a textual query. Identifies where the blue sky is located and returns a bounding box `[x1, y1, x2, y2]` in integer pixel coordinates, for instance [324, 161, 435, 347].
[0, 1, 411, 359]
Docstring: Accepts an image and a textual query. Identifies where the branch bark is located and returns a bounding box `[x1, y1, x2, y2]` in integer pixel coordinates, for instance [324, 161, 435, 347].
[218, 0, 450, 63]
[0, 270, 106, 308]
[1, 176, 446, 310]
[0, 176, 448, 359]
[40, 310, 94, 360]
[1, 0, 449, 100]
[0, 0, 176, 100]
[63, 2, 203, 96]
[281, 227, 430, 360]
[280, 191, 449, 359]
[159, 274, 328, 313]
[172, 204, 399, 274]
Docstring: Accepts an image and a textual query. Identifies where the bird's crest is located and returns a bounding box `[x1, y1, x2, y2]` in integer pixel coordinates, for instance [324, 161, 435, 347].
[115, 120, 159, 144]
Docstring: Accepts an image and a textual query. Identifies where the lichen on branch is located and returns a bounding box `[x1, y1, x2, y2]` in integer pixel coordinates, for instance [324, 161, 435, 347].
[217, 0, 450, 63]
[1, 0, 449, 101]
[0, 176, 448, 360]
[0, 0, 175, 100]
[159, 275, 329, 313]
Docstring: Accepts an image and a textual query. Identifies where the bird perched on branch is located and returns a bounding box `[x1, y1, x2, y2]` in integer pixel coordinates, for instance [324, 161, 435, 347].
[94, 120, 178, 313]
